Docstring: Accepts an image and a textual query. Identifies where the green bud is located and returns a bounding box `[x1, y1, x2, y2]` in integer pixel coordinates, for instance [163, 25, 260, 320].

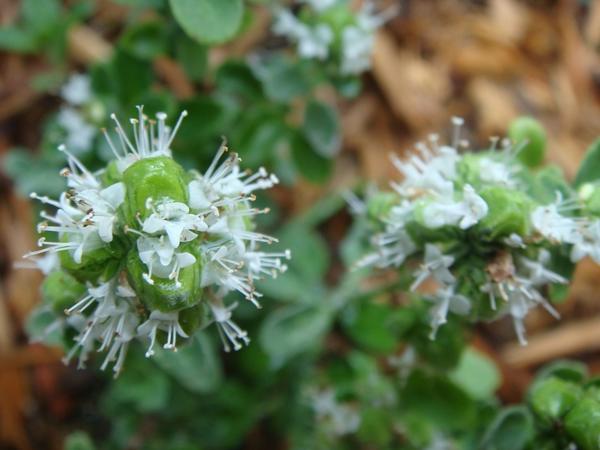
[126, 246, 203, 313]
[508, 116, 547, 168]
[122, 156, 188, 226]
[579, 183, 600, 217]
[42, 271, 86, 315]
[477, 187, 532, 239]
[529, 377, 582, 426]
[564, 397, 600, 450]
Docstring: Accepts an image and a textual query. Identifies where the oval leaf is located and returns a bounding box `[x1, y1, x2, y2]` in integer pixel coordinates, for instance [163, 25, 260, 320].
[169, 0, 244, 45]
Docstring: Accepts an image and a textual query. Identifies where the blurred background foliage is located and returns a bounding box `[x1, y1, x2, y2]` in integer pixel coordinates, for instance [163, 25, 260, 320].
[0, 0, 600, 449]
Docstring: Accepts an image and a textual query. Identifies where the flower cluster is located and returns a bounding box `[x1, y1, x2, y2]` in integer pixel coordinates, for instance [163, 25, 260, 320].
[24, 107, 289, 374]
[273, 0, 395, 76]
[359, 118, 600, 345]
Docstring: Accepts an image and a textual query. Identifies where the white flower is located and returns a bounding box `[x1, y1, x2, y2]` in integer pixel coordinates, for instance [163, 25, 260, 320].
[410, 244, 455, 291]
[201, 243, 259, 305]
[57, 107, 96, 153]
[520, 250, 567, 286]
[15, 252, 59, 274]
[136, 235, 196, 286]
[478, 157, 517, 187]
[504, 233, 525, 248]
[208, 297, 249, 352]
[340, 1, 396, 74]
[312, 389, 361, 436]
[102, 107, 188, 172]
[422, 184, 488, 229]
[481, 267, 560, 346]
[531, 202, 578, 244]
[570, 220, 600, 263]
[26, 191, 105, 264]
[245, 246, 291, 279]
[62, 278, 140, 373]
[61, 74, 92, 106]
[359, 229, 416, 268]
[142, 198, 206, 247]
[427, 286, 471, 339]
[137, 310, 188, 356]
[340, 25, 374, 75]
[391, 152, 454, 198]
[273, 10, 333, 60]
[77, 182, 125, 243]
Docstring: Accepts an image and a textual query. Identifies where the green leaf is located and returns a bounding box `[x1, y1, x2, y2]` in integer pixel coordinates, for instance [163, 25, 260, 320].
[528, 377, 582, 425]
[0, 26, 37, 52]
[250, 55, 313, 102]
[480, 406, 534, 450]
[564, 397, 600, 450]
[410, 308, 466, 370]
[400, 369, 477, 430]
[25, 307, 64, 346]
[64, 431, 96, 450]
[357, 408, 393, 447]
[449, 348, 501, 400]
[302, 100, 340, 158]
[3, 148, 66, 198]
[175, 34, 208, 81]
[113, 49, 154, 107]
[119, 21, 168, 60]
[535, 359, 588, 384]
[107, 354, 171, 412]
[279, 223, 330, 283]
[232, 110, 286, 168]
[169, 0, 244, 45]
[574, 139, 600, 188]
[259, 303, 333, 365]
[174, 97, 229, 153]
[22, 0, 61, 33]
[341, 300, 398, 353]
[216, 60, 263, 100]
[290, 132, 334, 184]
[152, 333, 222, 393]
[528, 165, 573, 205]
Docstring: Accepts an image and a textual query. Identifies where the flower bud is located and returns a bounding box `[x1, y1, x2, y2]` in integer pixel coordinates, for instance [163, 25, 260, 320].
[579, 182, 600, 217]
[509, 116, 547, 168]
